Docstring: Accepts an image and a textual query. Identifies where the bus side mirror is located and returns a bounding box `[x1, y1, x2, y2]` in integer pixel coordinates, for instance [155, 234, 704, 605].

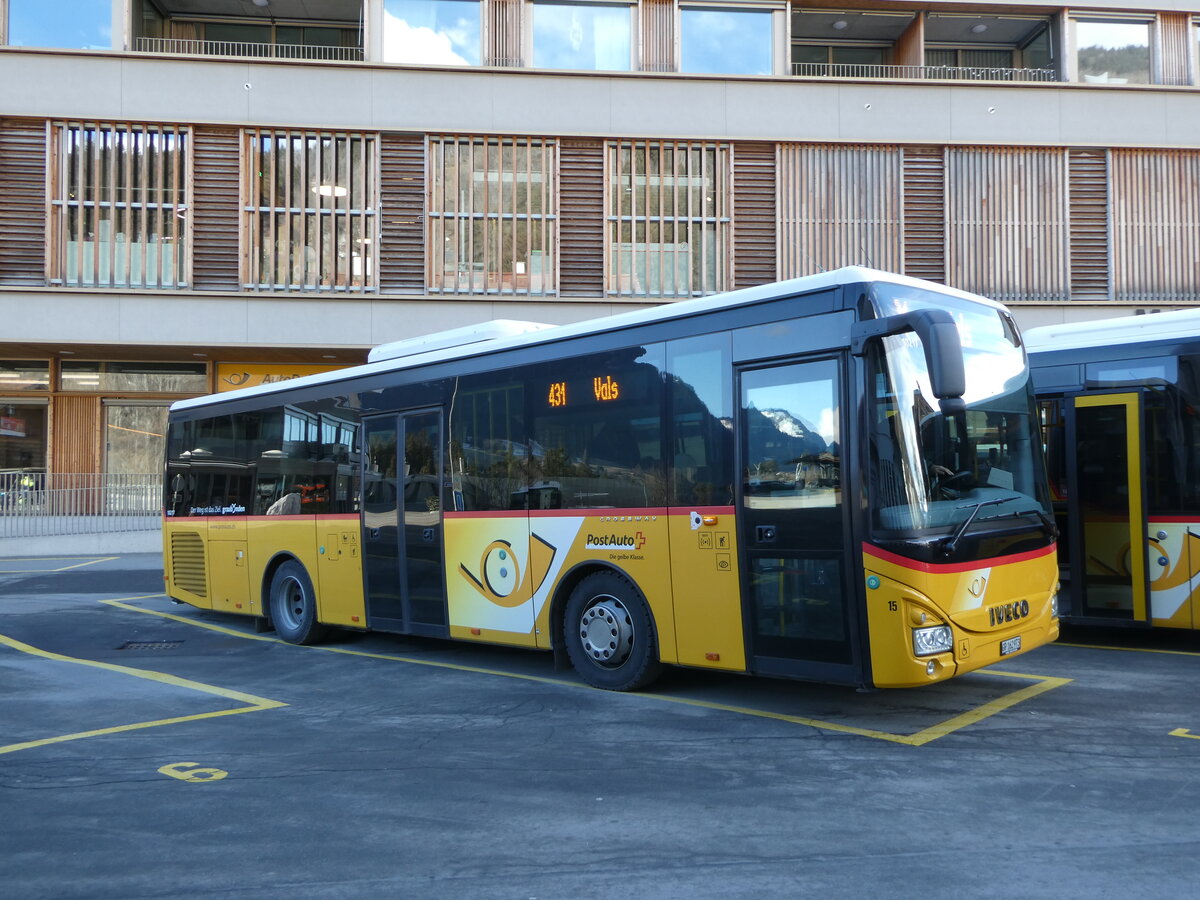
[851, 309, 966, 414]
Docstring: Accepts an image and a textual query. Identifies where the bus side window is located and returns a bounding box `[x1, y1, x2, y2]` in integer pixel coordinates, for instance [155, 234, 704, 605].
[448, 377, 527, 512]
[667, 333, 732, 507]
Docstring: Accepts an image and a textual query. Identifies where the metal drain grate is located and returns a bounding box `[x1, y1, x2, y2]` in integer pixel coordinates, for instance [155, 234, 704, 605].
[118, 641, 183, 651]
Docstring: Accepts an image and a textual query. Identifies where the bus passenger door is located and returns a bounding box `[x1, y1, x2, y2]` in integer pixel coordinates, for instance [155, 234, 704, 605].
[362, 411, 448, 637]
[737, 357, 858, 683]
[1068, 393, 1150, 623]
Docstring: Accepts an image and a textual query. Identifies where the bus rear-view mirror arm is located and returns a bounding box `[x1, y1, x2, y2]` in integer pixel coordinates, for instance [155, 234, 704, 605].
[851, 309, 967, 415]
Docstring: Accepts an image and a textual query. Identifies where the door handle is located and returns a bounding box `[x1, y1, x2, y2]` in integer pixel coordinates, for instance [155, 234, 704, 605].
[756, 525, 777, 543]
[368, 527, 380, 539]
[422, 527, 436, 542]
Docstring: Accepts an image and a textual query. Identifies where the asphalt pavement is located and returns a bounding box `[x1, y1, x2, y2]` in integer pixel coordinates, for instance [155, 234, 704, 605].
[1, 553, 1198, 898]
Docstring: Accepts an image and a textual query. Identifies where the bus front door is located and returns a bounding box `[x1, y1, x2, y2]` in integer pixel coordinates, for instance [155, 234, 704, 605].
[1068, 393, 1150, 623]
[737, 357, 859, 683]
[362, 410, 448, 637]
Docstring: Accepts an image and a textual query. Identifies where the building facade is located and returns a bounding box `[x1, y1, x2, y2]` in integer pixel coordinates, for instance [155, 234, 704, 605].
[2, 0, 1200, 479]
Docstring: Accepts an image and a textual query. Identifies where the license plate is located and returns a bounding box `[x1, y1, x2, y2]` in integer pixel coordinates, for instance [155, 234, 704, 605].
[999, 635, 1022, 656]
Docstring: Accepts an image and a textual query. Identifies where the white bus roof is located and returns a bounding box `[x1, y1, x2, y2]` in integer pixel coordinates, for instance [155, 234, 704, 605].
[1024, 308, 1200, 354]
[172, 266, 998, 413]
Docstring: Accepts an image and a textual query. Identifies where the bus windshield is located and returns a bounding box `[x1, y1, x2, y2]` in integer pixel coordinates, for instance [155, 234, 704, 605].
[866, 284, 1051, 539]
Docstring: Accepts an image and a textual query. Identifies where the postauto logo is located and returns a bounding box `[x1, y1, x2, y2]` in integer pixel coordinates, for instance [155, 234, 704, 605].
[585, 531, 646, 550]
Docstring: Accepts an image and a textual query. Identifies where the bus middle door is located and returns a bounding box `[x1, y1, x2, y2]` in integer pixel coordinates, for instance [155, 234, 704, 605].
[1067, 392, 1151, 624]
[362, 410, 448, 637]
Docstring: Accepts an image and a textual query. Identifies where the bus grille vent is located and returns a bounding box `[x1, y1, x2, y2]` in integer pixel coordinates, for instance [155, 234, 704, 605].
[171, 531, 208, 598]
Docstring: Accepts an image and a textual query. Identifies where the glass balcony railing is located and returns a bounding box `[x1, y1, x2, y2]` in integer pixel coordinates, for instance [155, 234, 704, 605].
[135, 37, 363, 62]
[792, 62, 1058, 83]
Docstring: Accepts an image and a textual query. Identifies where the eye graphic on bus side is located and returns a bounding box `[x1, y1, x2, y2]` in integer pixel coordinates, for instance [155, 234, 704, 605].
[459, 533, 558, 608]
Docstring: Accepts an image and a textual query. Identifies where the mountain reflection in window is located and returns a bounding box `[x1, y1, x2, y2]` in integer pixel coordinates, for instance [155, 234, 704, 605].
[742, 364, 840, 510]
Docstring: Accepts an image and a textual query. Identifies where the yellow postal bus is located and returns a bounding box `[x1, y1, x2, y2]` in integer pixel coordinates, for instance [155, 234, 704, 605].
[1028, 309, 1200, 629]
[163, 267, 1058, 690]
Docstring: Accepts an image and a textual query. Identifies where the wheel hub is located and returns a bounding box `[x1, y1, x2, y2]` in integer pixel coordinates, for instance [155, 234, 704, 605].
[579, 595, 633, 667]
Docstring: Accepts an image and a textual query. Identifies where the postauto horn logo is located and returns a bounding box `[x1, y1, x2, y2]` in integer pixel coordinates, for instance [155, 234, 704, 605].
[459, 535, 557, 607]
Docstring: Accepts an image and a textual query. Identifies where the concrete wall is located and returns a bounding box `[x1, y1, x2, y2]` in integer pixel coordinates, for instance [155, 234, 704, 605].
[4, 49, 1200, 150]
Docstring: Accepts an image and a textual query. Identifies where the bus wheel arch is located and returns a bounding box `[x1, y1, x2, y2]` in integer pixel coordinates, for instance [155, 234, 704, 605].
[557, 565, 664, 692]
[263, 555, 330, 645]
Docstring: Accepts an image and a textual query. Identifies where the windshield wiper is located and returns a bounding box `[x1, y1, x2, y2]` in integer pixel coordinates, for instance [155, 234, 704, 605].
[940, 497, 1007, 556]
[975, 506, 1061, 541]
[1019, 507, 1059, 541]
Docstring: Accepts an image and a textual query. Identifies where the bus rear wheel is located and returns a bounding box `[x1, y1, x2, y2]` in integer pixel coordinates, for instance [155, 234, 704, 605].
[564, 572, 663, 691]
[269, 560, 330, 645]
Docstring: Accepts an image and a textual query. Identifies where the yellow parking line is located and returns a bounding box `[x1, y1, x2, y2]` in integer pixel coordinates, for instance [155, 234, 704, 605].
[0, 631, 286, 756]
[105, 597, 1069, 746]
[0, 556, 118, 574]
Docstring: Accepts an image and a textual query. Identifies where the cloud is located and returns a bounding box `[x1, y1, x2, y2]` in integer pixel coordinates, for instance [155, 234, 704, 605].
[382, 11, 473, 66]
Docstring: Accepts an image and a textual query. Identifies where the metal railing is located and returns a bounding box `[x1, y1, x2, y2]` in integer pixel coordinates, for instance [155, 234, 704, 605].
[134, 37, 363, 62]
[791, 62, 1059, 83]
[0, 473, 162, 538]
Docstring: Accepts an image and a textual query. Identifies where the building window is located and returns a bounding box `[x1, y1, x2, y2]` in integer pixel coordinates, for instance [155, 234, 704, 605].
[5, 0, 109, 49]
[428, 136, 557, 296]
[791, 9, 913, 76]
[0, 361, 50, 392]
[383, 0, 481, 65]
[105, 403, 170, 476]
[606, 140, 731, 298]
[0, 402, 47, 474]
[60, 361, 208, 393]
[1075, 19, 1152, 84]
[680, 7, 773, 75]
[50, 122, 189, 289]
[924, 14, 1055, 80]
[244, 129, 379, 293]
[532, 2, 632, 71]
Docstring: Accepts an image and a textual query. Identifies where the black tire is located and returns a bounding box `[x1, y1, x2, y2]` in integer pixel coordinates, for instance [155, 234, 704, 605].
[563, 571, 663, 691]
[269, 560, 330, 645]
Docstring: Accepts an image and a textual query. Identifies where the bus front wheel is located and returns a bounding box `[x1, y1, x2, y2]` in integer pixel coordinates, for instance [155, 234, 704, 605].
[564, 572, 663, 691]
[269, 560, 330, 645]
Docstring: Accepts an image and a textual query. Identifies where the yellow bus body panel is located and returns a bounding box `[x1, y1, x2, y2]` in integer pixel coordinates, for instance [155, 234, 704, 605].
[863, 544, 1059, 688]
[311, 516, 367, 628]
[447, 511, 678, 657]
[165, 516, 367, 628]
[667, 510, 746, 671]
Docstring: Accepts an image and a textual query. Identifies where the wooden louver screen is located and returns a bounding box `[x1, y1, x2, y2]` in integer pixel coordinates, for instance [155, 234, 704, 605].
[1159, 14, 1192, 86]
[50, 121, 188, 289]
[558, 139, 604, 298]
[243, 128, 378, 293]
[487, 0, 523, 66]
[902, 146, 946, 284]
[1110, 149, 1200, 302]
[641, 0, 675, 72]
[50, 395, 101, 476]
[605, 139, 731, 298]
[1067, 149, 1111, 300]
[778, 143, 902, 279]
[732, 142, 776, 289]
[427, 135, 557, 296]
[0, 118, 47, 286]
[191, 127, 241, 292]
[379, 133, 425, 293]
[945, 147, 1068, 302]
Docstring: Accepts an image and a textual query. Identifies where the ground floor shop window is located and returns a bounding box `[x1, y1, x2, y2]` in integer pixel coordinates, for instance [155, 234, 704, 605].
[105, 403, 169, 476]
[0, 402, 47, 473]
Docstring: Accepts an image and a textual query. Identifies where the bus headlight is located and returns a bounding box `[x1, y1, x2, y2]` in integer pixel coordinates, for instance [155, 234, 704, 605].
[1050, 592, 1059, 618]
[912, 624, 953, 657]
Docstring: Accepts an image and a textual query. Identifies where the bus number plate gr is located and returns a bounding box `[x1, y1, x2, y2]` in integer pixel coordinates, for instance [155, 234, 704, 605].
[999, 635, 1021, 656]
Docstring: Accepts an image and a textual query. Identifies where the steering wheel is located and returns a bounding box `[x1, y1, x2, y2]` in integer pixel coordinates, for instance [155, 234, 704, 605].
[933, 469, 972, 498]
